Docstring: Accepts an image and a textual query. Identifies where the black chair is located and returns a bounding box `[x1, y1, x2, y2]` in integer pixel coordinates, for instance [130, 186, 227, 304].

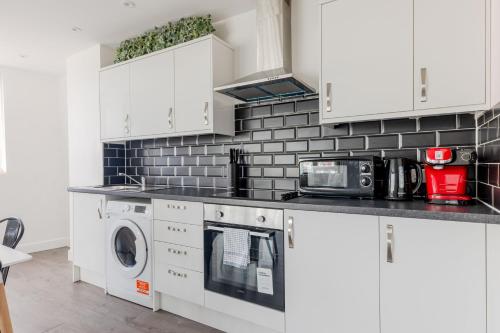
[0, 218, 24, 284]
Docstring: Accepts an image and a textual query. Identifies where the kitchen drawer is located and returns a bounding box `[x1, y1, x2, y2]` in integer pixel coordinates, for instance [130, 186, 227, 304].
[154, 241, 203, 272]
[154, 220, 203, 248]
[154, 263, 204, 306]
[153, 199, 203, 225]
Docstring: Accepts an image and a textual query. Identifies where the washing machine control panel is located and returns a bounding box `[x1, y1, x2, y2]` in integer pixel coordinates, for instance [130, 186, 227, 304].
[106, 200, 151, 218]
[134, 205, 147, 214]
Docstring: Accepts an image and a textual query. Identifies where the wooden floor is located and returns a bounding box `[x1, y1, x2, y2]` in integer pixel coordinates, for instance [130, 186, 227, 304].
[5, 248, 222, 333]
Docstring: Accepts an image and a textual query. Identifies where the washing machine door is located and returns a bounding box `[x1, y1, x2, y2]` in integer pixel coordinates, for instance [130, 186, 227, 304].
[109, 219, 147, 279]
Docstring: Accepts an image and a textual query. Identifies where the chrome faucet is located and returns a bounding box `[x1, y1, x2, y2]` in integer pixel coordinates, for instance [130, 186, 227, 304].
[119, 173, 146, 191]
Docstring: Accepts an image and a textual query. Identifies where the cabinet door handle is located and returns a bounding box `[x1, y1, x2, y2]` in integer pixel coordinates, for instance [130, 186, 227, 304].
[124, 114, 130, 134]
[325, 82, 332, 112]
[288, 216, 295, 248]
[168, 107, 173, 129]
[420, 68, 427, 102]
[386, 224, 394, 263]
[203, 102, 209, 125]
[97, 199, 104, 219]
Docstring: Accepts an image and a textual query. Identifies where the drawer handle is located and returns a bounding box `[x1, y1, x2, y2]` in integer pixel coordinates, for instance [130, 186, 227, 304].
[168, 248, 188, 255]
[167, 226, 187, 233]
[168, 269, 187, 278]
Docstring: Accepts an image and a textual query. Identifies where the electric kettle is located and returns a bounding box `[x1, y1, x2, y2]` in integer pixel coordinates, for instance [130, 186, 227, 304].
[384, 158, 423, 200]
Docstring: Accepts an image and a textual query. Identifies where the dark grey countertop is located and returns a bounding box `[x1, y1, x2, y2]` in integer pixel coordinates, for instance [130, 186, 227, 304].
[68, 186, 500, 224]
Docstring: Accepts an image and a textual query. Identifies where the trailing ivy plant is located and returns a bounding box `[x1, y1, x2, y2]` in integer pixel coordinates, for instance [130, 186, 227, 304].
[114, 15, 216, 63]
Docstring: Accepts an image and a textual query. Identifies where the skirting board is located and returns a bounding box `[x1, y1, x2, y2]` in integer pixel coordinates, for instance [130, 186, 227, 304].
[16, 237, 69, 254]
[159, 293, 283, 333]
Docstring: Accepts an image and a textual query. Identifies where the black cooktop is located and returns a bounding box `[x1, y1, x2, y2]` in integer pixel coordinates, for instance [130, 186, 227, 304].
[211, 189, 299, 201]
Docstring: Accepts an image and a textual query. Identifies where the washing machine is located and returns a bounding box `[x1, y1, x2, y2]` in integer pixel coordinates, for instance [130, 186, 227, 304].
[105, 198, 153, 308]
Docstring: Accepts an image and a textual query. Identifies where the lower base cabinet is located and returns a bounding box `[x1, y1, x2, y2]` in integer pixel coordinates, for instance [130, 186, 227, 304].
[284, 211, 487, 333]
[284, 210, 380, 333]
[380, 217, 486, 333]
[72, 193, 105, 279]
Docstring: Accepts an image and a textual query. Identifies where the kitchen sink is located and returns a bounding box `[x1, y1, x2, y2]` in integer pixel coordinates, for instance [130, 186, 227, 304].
[93, 185, 174, 192]
[94, 185, 142, 191]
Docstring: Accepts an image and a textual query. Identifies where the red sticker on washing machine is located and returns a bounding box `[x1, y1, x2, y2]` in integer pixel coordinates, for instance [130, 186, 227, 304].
[136, 280, 150, 295]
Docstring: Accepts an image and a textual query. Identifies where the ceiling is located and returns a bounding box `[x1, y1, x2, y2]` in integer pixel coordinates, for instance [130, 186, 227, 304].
[0, 0, 255, 74]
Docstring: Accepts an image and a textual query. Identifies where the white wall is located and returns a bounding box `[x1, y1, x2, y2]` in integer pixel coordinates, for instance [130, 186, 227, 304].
[214, 0, 320, 90]
[0, 66, 69, 253]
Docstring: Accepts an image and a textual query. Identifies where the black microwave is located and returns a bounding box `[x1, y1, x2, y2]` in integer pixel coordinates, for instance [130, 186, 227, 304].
[298, 157, 384, 198]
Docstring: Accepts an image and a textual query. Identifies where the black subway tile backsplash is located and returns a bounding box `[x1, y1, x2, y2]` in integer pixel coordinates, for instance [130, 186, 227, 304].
[420, 115, 457, 131]
[351, 121, 381, 135]
[105, 95, 484, 201]
[338, 137, 365, 150]
[401, 132, 436, 148]
[383, 118, 416, 134]
[478, 109, 500, 210]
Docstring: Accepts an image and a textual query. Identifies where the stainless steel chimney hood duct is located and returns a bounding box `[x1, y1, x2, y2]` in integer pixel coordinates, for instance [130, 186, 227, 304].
[214, 0, 315, 102]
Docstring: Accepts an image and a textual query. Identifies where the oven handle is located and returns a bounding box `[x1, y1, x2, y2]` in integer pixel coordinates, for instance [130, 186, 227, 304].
[205, 226, 272, 239]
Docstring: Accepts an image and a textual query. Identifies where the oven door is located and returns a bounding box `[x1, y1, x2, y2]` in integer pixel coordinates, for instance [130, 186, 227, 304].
[204, 222, 285, 311]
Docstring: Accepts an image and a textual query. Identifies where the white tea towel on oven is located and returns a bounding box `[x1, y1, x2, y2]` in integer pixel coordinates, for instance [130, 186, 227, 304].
[223, 228, 251, 269]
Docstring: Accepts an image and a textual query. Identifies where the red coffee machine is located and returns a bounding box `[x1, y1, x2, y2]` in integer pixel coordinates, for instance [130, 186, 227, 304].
[424, 148, 476, 205]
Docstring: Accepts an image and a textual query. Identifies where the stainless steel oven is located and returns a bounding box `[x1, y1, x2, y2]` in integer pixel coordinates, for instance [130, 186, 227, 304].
[204, 204, 284, 311]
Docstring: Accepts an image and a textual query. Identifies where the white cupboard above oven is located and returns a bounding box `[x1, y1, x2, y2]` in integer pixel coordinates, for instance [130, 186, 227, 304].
[100, 35, 235, 142]
[320, 0, 500, 124]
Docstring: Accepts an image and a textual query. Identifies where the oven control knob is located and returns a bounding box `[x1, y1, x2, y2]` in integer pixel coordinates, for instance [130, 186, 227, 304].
[216, 210, 224, 219]
[123, 205, 131, 212]
[361, 177, 372, 187]
[257, 216, 266, 224]
[360, 164, 371, 173]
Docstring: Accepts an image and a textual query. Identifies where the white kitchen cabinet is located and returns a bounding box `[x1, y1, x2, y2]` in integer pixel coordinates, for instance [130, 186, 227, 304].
[130, 50, 175, 136]
[99, 35, 234, 142]
[284, 210, 380, 333]
[72, 193, 106, 287]
[320, 0, 498, 124]
[379, 217, 486, 333]
[414, 0, 486, 110]
[174, 39, 212, 133]
[487, 224, 500, 333]
[100, 65, 130, 140]
[320, 0, 413, 122]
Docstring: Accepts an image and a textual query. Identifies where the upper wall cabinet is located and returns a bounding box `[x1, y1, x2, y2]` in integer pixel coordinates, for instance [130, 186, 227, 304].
[320, 0, 498, 124]
[320, 0, 414, 122]
[99, 35, 234, 142]
[130, 50, 175, 137]
[100, 65, 130, 140]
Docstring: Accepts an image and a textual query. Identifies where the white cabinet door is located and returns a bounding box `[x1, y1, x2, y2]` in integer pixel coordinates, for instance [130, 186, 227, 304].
[174, 39, 212, 133]
[72, 193, 105, 275]
[284, 210, 380, 333]
[487, 224, 500, 333]
[100, 65, 130, 140]
[320, 0, 413, 121]
[130, 51, 175, 137]
[414, 0, 486, 109]
[380, 217, 486, 333]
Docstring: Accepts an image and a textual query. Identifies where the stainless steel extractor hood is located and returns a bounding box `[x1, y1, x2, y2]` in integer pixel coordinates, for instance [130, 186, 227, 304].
[214, 0, 315, 102]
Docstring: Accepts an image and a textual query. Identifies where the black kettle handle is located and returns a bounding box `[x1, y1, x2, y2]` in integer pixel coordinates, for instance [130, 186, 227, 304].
[410, 163, 423, 194]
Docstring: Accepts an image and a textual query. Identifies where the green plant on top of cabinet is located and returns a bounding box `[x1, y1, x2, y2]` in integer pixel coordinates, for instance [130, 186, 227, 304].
[99, 35, 234, 142]
[320, 0, 497, 124]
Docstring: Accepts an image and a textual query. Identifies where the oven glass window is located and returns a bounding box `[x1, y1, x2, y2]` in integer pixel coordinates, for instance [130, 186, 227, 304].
[301, 161, 348, 188]
[204, 226, 285, 311]
[115, 227, 136, 267]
